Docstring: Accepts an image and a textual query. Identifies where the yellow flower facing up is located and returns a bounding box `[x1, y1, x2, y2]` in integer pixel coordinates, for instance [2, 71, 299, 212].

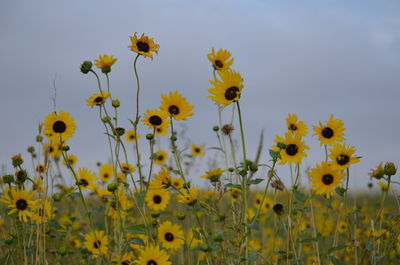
[286, 113, 308, 137]
[274, 132, 310, 165]
[207, 48, 234, 71]
[142, 109, 170, 130]
[99, 163, 114, 182]
[200, 168, 224, 183]
[191, 144, 204, 156]
[261, 197, 274, 214]
[86, 91, 110, 107]
[308, 161, 345, 198]
[125, 129, 140, 142]
[136, 245, 171, 265]
[84, 230, 109, 257]
[32, 199, 54, 224]
[208, 69, 244, 106]
[154, 150, 168, 165]
[129, 33, 159, 59]
[160, 91, 194, 120]
[177, 187, 199, 205]
[63, 153, 78, 168]
[77, 168, 98, 192]
[329, 143, 360, 170]
[43, 111, 76, 141]
[229, 187, 242, 202]
[337, 221, 347, 233]
[94, 54, 117, 73]
[145, 188, 170, 212]
[158, 221, 185, 250]
[369, 162, 384, 180]
[171, 177, 183, 189]
[120, 163, 135, 174]
[0, 187, 37, 223]
[313, 115, 346, 146]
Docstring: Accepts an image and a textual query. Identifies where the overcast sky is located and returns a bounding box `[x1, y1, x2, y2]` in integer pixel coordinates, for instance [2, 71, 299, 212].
[1, 0, 399, 190]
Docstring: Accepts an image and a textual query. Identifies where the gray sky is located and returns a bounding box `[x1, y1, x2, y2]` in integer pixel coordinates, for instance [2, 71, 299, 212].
[1, 0, 399, 190]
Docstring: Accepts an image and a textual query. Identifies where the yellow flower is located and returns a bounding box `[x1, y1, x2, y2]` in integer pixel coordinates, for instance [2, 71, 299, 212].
[63, 153, 78, 168]
[94, 54, 117, 73]
[208, 69, 244, 106]
[328, 143, 360, 170]
[125, 129, 140, 142]
[77, 168, 98, 191]
[191, 144, 204, 156]
[96, 188, 113, 203]
[154, 150, 168, 165]
[274, 132, 309, 165]
[160, 91, 194, 120]
[313, 115, 346, 146]
[207, 48, 234, 71]
[171, 177, 183, 189]
[136, 245, 171, 265]
[142, 109, 170, 130]
[286, 113, 308, 136]
[0, 187, 37, 223]
[32, 199, 54, 224]
[229, 187, 242, 202]
[261, 197, 274, 214]
[129, 33, 159, 59]
[99, 163, 114, 182]
[120, 163, 135, 174]
[43, 111, 76, 140]
[200, 168, 224, 182]
[145, 188, 170, 212]
[337, 221, 347, 233]
[369, 162, 384, 179]
[177, 187, 199, 205]
[86, 91, 110, 107]
[308, 161, 345, 198]
[43, 139, 63, 158]
[158, 221, 185, 250]
[84, 230, 109, 257]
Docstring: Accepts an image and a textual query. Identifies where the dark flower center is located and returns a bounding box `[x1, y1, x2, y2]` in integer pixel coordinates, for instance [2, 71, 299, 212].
[289, 124, 297, 131]
[322, 127, 334, 139]
[80, 179, 89, 187]
[157, 155, 164, 161]
[231, 191, 239, 198]
[224, 86, 240, 101]
[93, 240, 101, 249]
[256, 199, 261, 205]
[16, 199, 28, 210]
[122, 261, 130, 265]
[94, 96, 103, 104]
[103, 173, 109, 179]
[322, 174, 334, 185]
[165, 232, 174, 242]
[168, 105, 180, 115]
[147, 260, 158, 265]
[149, 115, 162, 126]
[285, 144, 298, 156]
[215, 60, 223, 68]
[337, 154, 350, 166]
[153, 195, 162, 204]
[136, 41, 150, 52]
[53, 120, 67, 133]
[273, 203, 283, 213]
[194, 148, 200, 153]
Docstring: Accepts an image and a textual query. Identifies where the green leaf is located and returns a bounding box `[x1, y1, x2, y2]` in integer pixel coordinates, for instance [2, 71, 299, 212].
[335, 187, 346, 197]
[328, 245, 346, 253]
[300, 237, 318, 243]
[208, 147, 223, 152]
[248, 178, 264, 185]
[269, 149, 280, 160]
[329, 255, 347, 265]
[293, 189, 307, 202]
[128, 238, 145, 246]
[125, 224, 147, 234]
[135, 191, 145, 209]
[68, 192, 81, 198]
[225, 183, 242, 189]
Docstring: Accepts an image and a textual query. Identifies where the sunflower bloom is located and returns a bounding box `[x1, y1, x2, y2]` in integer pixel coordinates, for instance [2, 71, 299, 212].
[142, 109, 170, 130]
[136, 245, 171, 265]
[191, 144, 204, 156]
[208, 48, 234, 71]
[200, 168, 224, 182]
[308, 161, 345, 198]
[0, 187, 37, 223]
[208, 69, 244, 106]
[86, 91, 110, 107]
[286, 113, 308, 136]
[313, 115, 346, 146]
[154, 150, 168, 165]
[160, 91, 194, 120]
[329, 143, 360, 170]
[43, 111, 77, 141]
[125, 129, 140, 142]
[94, 54, 117, 73]
[158, 221, 185, 250]
[84, 230, 109, 257]
[145, 188, 170, 212]
[77, 168, 98, 191]
[129, 33, 159, 59]
[274, 132, 309, 165]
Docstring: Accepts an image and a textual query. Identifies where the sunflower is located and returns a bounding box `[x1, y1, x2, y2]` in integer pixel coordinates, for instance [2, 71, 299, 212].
[77, 168, 98, 191]
[274, 132, 309, 165]
[99, 163, 114, 182]
[43, 111, 77, 140]
[155, 124, 169, 136]
[200, 168, 224, 182]
[145, 188, 170, 212]
[120, 163, 135, 174]
[160, 91, 194, 120]
[158, 221, 185, 250]
[142, 109, 170, 130]
[208, 69, 244, 106]
[125, 129, 140, 142]
[207, 48, 234, 71]
[63, 153, 78, 168]
[313, 115, 346, 146]
[43, 140, 63, 157]
[84, 230, 109, 257]
[94, 54, 117, 73]
[96, 188, 113, 203]
[261, 197, 274, 214]
[337, 221, 347, 233]
[0, 187, 37, 223]
[86, 91, 110, 107]
[177, 187, 199, 205]
[112, 252, 135, 265]
[229, 187, 241, 202]
[286, 113, 308, 136]
[253, 193, 263, 208]
[308, 161, 345, 198]
[129, 33, 159, 59]
[136, 245, 171, 265]
[154, 150, 168, 165]
[191, 144, 204, 156]
[328, 143, 360, 170]
[171, 177, 183, 189]
[32, 199, 54, 224]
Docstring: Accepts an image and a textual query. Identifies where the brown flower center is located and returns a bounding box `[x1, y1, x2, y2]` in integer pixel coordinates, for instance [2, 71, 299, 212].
[285, 144, 298, 156]
[93, 240, 101, 249]
[149, 115, 162, 126]
[164, 232, 174, 242]
[53, 120, 66, 133]
[16, 199, 28, 210]
[322, 127, 334, 138]
[322, 174, 334, 185]
[337, 154, 350, 166]
[147, 260, 157, 265]
[215, 60, 223, 68]
[136, 41, 150, 52]
[153, 195, 162, 204]
[289, 124, 297, 131]
[80, 179, 89, 187]
[168, 105, 180, 115]
[224, 86, 240, 101]
[94, 96, 104, 104]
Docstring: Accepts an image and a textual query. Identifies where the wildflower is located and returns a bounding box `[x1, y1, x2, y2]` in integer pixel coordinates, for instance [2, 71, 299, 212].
[96, 188, 113, 203]
[329, 143, 360, 170]
[0, 187, 37, 223]
[94, 54, 117, 74]
[129, 33, 159, 59]
[191, 144, 204, 156]
[84, 230, 109, 257]
[286, 113, 308, 136]
[200, 168, 224, 183]
[145, 188, 170, 212]
[313, 115, 346, 146]
[154, 150, 168, 165]
[369, 162, 384, 179]
[43, 111, 77, 141]
[36, 164, 46, 173]
[11, 154, 23, 167]
[160, 91, 194, 120]
[383, 162, 397, 176]
[208, 69, 244, 106]
[136, 245, 171, 265]
[77, 168, 98, 191]
[221, 124, 234, 135]
[43, 140, 63, 158]
[308, 161, 345, 198]
[86, 91, 110, 107]
[261, 197, 274, 213]
[177, 187, 199, 205]
[99, 163, 114, 182]
[149, 168, 171, 189]
[158, 221, 185, 250]
[171, 177, 183, 189]
[120, 163, 135, 174]
[207, 48, 234, 71]
[272, 203, 284, 215]
[274, 132, 309, 165]
[229, 187, 241, 202]
[32, 199, 54, 224]
[142, 109, 170, 130]
[63, 153, 78, 168]
[338, 221, 347, 233]
[125, 129, 140, 142]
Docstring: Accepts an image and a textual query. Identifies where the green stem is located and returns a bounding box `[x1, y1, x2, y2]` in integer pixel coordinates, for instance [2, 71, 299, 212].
[170, 117, 186, 181]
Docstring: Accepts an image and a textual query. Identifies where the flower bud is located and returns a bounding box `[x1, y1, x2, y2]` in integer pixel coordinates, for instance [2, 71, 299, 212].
[107, 183, 118, 193]
[102, 116, 111, 123]
[61, 145, 70, 151]
[200, 244, 210, 252]
[11, 154, 23, 167]
[170, 135, 177, 142]
[80, 61, 93, 74]
[101, 66, 111, 74]
[52, 193, 62, 202]
[221, 124, 234, 135]
[115, 127, 125, 137]
[151, 212, 160, 218]
[27, 146, 35, 153]
[36, 135, 43, 142]
[15, 170, 27, 183]
[212, 125, 219, 132]
[273, 203, 284, 215]
[146, 133, 154, 140]
[3, 174, 14, 184]
[177, 212, 186, 220]
[384, 162, 397, 176]
[111, 99, 120, 108]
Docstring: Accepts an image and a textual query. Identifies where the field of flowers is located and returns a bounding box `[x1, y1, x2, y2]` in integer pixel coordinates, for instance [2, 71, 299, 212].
[0, 33, 399, 265]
